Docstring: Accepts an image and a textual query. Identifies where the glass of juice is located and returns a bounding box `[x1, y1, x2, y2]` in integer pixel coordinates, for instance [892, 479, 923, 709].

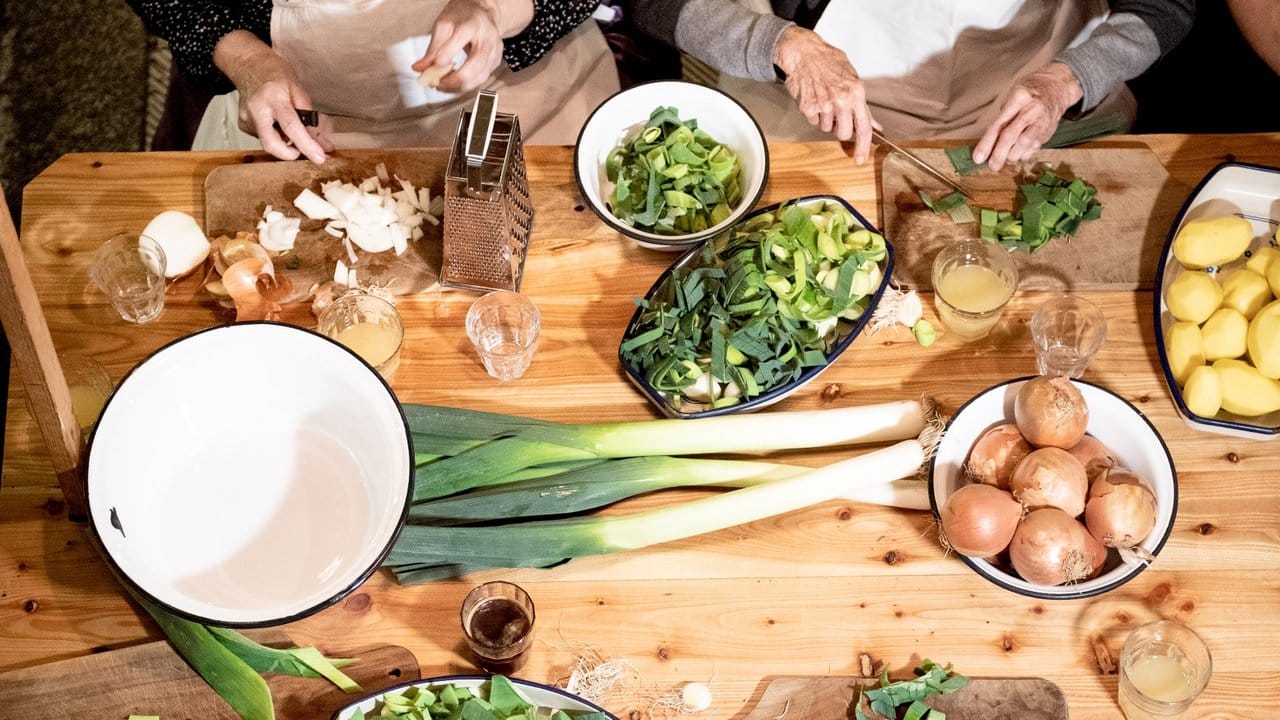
[931, 239, 1020, 341]
[1118, 620, 1212, 719]
[317, 293, 404, 381]
[460, 580, 536, 675]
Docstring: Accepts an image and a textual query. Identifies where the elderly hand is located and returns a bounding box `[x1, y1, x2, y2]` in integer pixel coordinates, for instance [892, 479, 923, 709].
[414, 0, 534, 94]
[973, 62, 1083, 171]
[772, 26, 880, 163]
[213, 31, 334, 164]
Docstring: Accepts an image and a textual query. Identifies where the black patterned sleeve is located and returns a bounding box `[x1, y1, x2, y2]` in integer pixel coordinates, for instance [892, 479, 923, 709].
[502, 0, 602, 71]
[124, 0, 272, 91]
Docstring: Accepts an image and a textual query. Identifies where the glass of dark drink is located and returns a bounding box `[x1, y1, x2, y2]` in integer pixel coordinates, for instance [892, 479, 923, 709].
[460, 581, 536, 674]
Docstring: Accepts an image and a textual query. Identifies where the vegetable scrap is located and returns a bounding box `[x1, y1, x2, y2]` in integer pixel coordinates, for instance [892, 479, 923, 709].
[621, 199, 887, 410]
[854, 659, 968, 720]
[868, 284, 935, 347]
[606, 106, 742, 235]
[349, 675, 610, 720]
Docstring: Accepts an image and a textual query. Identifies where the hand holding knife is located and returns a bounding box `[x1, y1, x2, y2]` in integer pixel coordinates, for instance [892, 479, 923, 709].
[872, 130, 975, 199]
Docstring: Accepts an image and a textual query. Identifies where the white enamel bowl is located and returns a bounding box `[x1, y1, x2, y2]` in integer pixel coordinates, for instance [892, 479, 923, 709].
[333, 675, 618, 720]
[929, 377, 1177, 600]
[574, 80, 769, 250]
[87, 323, 413, 626]
[1153, 161, 1280, 439]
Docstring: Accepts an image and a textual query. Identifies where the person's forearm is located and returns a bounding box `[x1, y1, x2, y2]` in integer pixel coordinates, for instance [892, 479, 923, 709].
[211, 30, 276, 88]
[501, 0, 597, 71]
[631, 0, 792, 81]
[124, 0, 271, 90]
[1054, 13, 1161, 111]
[1229, 0, 1280, 75]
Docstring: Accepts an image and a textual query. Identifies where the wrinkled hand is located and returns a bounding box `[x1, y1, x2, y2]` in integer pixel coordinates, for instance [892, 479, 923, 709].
[773, 26, 880, 163]
[414, 0, 533, 94]
[214, 31, 334, 163]
[973, 62, 1083, 171]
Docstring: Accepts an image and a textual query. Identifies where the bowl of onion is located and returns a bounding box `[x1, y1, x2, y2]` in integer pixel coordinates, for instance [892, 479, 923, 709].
[86, 322, 414, 626]
[929, 376, 1176, 600]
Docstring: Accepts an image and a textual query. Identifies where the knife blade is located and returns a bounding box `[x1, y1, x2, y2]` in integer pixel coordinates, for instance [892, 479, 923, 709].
[874, 130, 974, 199]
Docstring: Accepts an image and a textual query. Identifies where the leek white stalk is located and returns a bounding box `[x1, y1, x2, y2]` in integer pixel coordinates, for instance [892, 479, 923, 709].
[389, 438, 926, 569]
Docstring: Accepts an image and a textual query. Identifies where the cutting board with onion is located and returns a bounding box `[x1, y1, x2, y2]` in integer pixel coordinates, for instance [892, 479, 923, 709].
[203, 150, 449, 298]
[0, 632, 419, 720]
[741, 675, 1069, 720]
[879, 145, 1189, 291]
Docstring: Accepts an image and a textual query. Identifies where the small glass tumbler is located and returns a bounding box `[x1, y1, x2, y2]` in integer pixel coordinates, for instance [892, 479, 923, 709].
[460, 580, 536, 675]
[1118, 620, 1213, 720]
[60, 355, 113, 432]
[931, 239, 1019, 342]
[317, 293, 404, 381]
[465, 291, 540, 381]
[90, 234, 167, 324]
[1031, 294, 1108, 378]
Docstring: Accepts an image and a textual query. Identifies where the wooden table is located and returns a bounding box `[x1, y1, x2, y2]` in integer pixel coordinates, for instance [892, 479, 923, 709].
[4, 136, 1279, 718]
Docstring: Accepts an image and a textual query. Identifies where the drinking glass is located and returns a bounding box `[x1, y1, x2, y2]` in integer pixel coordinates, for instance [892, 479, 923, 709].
[317, 293, 404, 381]
[460, 580, 536, 674]
[931, 239, 1019, 341]
[60, 355, 113, 431]
[465, 291, 540, 381]
[1031, 294, 1108, 378]
[1118, 620, 1212, 720]
[90, 234, 166, 323]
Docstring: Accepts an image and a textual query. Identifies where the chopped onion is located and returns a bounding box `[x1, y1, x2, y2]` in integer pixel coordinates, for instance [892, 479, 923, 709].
[965, 423, 1032, 489]
[1014, 376, 1089, 449]
[1010, 508, 1107, 586]
[939, 483, 1023, 557]
[1009, 447, 1088, 517]
[302, 172, 441, 256]
[256, 205, 301, 252]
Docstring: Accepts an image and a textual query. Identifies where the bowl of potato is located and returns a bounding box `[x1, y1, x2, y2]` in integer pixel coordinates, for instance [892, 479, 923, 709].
[1154, 161, 1280, 439]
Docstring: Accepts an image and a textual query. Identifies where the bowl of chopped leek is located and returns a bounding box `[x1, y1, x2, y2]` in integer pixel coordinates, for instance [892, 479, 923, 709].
[619, 195, 893, 417]
[86, 322, 413, 627]
[575, 80, 768, 250]
[333, 674, 617, 720]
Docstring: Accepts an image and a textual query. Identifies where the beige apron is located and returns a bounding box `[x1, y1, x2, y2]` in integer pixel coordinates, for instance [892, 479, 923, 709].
[723, 0, 1126, 141]
[194, 0, 619, 150]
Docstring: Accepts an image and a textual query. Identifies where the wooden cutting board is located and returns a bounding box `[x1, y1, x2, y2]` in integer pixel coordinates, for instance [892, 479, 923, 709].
[879, 146, 1190, 291]
[741, 675, 1069, 720]
[0, 631, 419, 720]
[203, 150, 449, 300]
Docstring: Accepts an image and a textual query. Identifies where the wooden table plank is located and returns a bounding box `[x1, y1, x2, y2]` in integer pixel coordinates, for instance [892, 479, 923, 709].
[4, 136, 1279, 719]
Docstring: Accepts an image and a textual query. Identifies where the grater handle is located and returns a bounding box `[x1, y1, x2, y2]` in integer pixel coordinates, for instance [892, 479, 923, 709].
[465, 90, 499, 168]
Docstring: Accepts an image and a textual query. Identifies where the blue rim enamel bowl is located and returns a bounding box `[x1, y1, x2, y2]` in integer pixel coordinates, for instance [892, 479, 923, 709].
[619, 194, 894, 419]
[574, 80, 769, 251]
[929, 377, 1177, 600]
[1153, 161, 1280, 440]
[332, 675, 619, 720]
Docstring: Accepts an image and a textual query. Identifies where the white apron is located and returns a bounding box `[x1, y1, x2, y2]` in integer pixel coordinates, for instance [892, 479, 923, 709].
[194, 0, 619, 150]
[723, 0, 1128, 141]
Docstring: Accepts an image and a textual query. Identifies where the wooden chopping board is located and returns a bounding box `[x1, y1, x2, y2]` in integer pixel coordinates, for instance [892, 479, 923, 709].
[741, 675, 1069, 720]
[879, 146, 1190, 291]
[203, 150, 449, 299]
[0, 631, 419, 720]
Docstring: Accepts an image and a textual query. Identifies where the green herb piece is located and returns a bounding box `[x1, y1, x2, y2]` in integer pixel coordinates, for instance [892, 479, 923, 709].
[606, 106, 743, 235]
[944, 145, 987, 175]
[854, 659, 968, 720]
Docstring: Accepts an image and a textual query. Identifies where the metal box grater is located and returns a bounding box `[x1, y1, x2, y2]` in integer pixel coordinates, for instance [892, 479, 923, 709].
[440, 90, 534, 292]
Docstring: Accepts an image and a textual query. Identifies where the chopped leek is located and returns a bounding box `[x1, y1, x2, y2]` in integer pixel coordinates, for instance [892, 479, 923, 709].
[944, 146, 987, 176]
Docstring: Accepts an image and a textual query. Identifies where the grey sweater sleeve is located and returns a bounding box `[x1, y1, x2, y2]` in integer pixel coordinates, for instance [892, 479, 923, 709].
[631, 0, 793, 82]
[1055, 0, 1195, 110]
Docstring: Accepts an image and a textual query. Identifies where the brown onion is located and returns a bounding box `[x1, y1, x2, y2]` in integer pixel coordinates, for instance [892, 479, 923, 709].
[1067, 434, 1117, 481]
[939, 483, 1023, 557]
[1010, 508, 1108, 586]
[966, 424, 1033, 489]
[1085, 468, 1158, 550]
[1009, 447, 1089, 517]
[1015, 376, 1089, 449]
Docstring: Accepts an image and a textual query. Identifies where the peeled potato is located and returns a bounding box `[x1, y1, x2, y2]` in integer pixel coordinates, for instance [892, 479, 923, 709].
[1214, 358, 1280, 416]
[1165, 321, 1206, 386]
[1201, 307, 1249, 361]
[1183, 365, 1222, 418]
[1166, 270, 1223, 324]
[1246, 246, 1280, 277]
[1248, 299, 1280, 379]
[1173, 216, 1254, 269]
[1269, 254, 1280, 298]
[1220, 268, 1273, 319]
